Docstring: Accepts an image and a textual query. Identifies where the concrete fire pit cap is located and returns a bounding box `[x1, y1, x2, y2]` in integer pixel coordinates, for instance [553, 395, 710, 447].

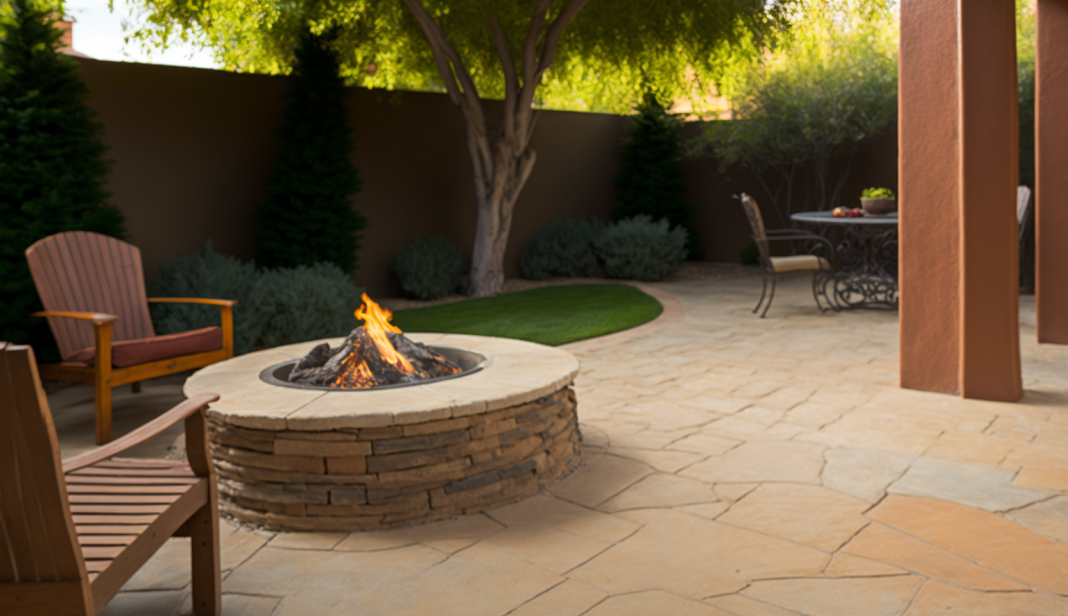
[183, 333, 580, 431]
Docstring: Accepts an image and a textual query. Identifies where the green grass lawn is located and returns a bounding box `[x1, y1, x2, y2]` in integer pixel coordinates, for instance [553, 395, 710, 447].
[390, 284, 663, 347]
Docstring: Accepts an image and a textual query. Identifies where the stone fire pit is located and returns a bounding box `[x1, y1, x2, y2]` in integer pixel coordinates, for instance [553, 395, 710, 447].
[183, 333, 582, 531]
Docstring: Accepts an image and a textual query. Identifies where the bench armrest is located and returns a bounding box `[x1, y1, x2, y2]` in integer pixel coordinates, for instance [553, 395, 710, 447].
[62, 393, 220, 475]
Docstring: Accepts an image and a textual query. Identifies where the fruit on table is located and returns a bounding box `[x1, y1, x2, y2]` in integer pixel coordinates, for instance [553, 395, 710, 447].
[832, 207, 865, 218]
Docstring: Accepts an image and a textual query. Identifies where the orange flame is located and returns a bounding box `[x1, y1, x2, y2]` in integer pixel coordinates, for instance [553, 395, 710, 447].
[354, 293, 414, 374]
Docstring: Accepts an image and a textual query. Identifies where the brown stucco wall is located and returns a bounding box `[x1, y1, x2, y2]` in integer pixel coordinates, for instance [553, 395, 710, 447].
[76, 57, 897, 297]
[1036, 0, 1068, 344]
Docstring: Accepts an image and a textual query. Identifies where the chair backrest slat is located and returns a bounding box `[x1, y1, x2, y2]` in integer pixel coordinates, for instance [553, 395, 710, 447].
[0, 343, 86, 585]
[25, 231, 155, 360]
[739, 194, 772, 267]
[1017, 185, 1033, 244]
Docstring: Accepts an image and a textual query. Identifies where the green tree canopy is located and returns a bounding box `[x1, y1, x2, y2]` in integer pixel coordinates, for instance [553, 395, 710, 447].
[125, 0, 787, 114]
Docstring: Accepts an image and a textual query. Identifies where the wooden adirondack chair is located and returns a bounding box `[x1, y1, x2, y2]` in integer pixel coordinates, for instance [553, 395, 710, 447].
[25, 231, 235, 444]
[0, 341, 221, 616]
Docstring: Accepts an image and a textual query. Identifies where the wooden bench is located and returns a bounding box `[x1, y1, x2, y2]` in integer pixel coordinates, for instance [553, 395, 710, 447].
[0, 342, 221, 615]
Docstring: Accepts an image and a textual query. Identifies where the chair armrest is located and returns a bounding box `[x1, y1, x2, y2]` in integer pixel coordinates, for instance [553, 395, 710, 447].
[32, 310, 118, 326]
[62, 393, 220, 474]
[147, 297, 237, 307]
[761, 234, 836, 259]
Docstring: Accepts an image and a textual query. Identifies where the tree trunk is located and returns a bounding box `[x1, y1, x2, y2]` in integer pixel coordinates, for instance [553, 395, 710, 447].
[402, 0, 590, 297]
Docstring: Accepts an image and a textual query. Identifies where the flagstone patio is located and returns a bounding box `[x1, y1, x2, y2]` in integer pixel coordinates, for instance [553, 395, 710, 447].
[52, 273, 1068, 616]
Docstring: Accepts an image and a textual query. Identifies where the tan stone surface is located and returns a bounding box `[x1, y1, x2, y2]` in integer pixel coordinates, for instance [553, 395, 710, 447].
[924, 430, 1020, 466]
[869, 495, 1068, 594]
[705, 594, 806, 616]
[680, 440, 825, 485]
[906, 581, 1068, 615]
[398, 514, 505, 553]
[823, 552, 907, 577]
[741, 576, 924, 616]
[335, 529, 415, 551]
[487, 494, 640, 545]
[486, 524, 610, 574]
[569, 510, 828, 598]
[269, 531, 347, 551]
[507, 580, 607, 616]
[607, 446, 707, 472]
[1007, 496, 1068, 544]
[599, 473, 719, 512]
[717, 483, 870, 551]
[821, 447, 915, 503]
[665, 432, 741, 455]
[585, 591, 732, 616]
[842, 523, 1028, 591]
[546, 453, 653, 507]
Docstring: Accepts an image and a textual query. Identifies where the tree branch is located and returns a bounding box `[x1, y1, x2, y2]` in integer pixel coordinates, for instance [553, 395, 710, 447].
[518, 0, 591, 119]
[488, 16, 518, 142]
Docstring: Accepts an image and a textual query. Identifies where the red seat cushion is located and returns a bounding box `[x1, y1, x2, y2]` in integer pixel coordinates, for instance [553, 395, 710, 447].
[66, 327, 223, 368]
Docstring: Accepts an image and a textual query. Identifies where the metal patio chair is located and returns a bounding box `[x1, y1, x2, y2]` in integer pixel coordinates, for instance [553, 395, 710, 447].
[735, 193, 836, 317]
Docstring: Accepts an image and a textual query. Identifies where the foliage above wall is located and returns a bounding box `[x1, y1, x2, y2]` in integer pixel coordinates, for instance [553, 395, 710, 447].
[0, 0, 126, 355]
[688, 2, 898, 226]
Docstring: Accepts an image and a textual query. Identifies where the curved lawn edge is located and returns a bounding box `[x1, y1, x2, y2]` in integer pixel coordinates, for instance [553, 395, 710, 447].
[559, 283, 684, 353]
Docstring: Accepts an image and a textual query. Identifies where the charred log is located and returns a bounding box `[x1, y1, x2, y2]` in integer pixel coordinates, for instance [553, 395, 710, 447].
[288, 327, 461, 388]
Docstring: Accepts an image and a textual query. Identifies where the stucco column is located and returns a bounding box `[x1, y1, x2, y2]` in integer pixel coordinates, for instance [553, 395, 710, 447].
[899, 0, 961, 395]
[1036, 0, 1068, 344]
[957, 0, 1022, 401]
[899, 0, 1022, 401]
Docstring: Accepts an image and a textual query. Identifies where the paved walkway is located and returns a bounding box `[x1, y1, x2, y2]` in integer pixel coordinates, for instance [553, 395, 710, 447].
[54, 274, 1068, 615]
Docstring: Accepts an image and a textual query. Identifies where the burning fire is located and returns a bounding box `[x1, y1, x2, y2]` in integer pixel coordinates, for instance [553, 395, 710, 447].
[324, 293, 458, 389]
[354, 293, 414, 374]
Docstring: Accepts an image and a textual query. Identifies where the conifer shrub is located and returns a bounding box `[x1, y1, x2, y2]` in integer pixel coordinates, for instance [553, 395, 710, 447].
[0, 0, 126, 354]
[612, 92, 700, 258]
[392, 236, 465, 300]
[520, 217, 603, 280]
[594, 215, 687, 281]
[257, 29, 365, 274]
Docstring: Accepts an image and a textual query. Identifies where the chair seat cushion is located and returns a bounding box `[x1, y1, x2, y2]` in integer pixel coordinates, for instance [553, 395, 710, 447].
[66, 327, 223, 368]
[770, 255, 830, 273]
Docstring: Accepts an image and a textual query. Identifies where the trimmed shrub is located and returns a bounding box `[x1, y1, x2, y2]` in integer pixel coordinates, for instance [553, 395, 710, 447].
[0, 0, 126, 357]
[520, 217, 604, 280]
[594, 215, 687, 281]
[392, 236, 465, 300]
[740, 242, 761, 265]
[150, 243, 260, 355]
[151, 243, 365, 354]
[249, 262, 365, 348]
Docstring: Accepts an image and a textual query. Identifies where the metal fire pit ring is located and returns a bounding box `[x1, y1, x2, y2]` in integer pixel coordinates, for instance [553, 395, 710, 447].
[257, 345, 489, 391]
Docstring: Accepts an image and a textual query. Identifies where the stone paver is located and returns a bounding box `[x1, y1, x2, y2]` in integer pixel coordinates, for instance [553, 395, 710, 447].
[54, 275, 1068, 615]
[887, 456, 1054, 512]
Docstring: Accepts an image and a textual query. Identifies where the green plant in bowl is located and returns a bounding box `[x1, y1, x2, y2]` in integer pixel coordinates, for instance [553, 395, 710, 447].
[861, 187, 895, 199]
[860, 187, 896, 215]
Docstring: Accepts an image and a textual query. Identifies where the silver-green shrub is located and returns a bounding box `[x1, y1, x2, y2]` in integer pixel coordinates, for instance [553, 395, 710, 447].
[520, 217, 604, 280]
[152, 243, 365, 354]
[593, 215, 687, 281]
[392, 236, 465, 300]
[151, 242, 260, 354]
[248, 262, 364, 349]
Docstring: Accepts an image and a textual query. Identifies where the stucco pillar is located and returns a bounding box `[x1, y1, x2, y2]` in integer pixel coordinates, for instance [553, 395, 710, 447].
[957, 0, 1022, 401]
[899, 0, 1022, 401]
[1036, 0, 1068, 344]
[899, 0, 961, 395]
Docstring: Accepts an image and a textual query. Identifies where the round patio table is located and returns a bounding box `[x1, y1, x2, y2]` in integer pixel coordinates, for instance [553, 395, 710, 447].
[790, 211, 898, 309]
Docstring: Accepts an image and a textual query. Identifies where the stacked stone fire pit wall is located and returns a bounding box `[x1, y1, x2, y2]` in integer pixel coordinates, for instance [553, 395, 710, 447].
[183, 334, 582, 531]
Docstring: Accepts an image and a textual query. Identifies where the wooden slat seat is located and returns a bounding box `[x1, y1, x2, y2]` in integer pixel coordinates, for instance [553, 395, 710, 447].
[25, 231, 237, 444]
[0, 342, 222, 615]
